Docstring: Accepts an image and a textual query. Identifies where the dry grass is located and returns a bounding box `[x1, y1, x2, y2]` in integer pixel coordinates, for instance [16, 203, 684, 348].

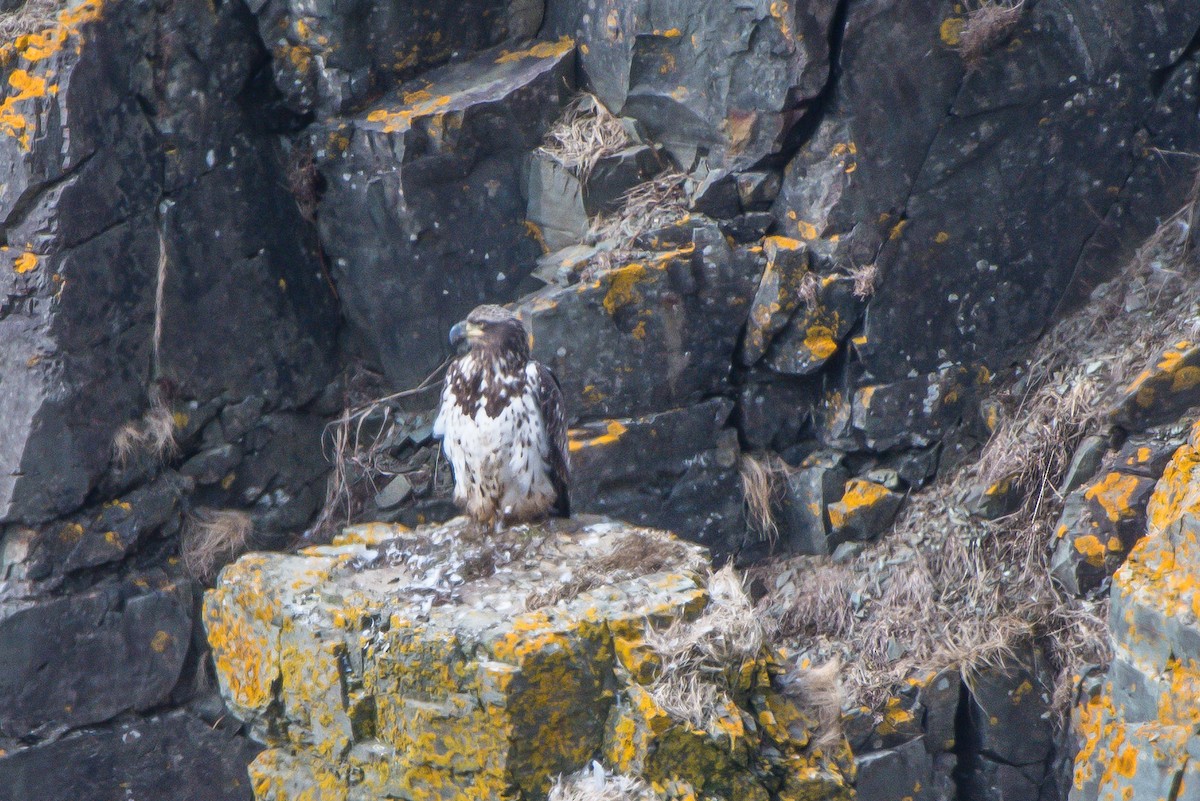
[758, 183, 1200, 716]
[583, 171, 690, 278]
[526, 531, 704, 609]
[113, 387, 178, 467]
[783, 658, 845, 747]
[311, 360, 448, 540]
[848, 262, 878, 299]
[0, 0, 60, 41]
[285, 145, 320, 223]
[645, 566, 768, 732]
[797, 270, 821, 309]
[539, 94, 633, 181]
[955, 1, 1025, 67]
[182, 508, 253, 583]
[740, 453, 789, 547]
[547, 763, 656, 801]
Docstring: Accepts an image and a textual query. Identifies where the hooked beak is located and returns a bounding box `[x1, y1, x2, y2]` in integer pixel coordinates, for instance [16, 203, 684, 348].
[449, 321, 467, 354]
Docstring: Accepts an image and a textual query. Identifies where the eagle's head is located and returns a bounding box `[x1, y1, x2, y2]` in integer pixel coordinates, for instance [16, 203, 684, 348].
[449, 304, 530, 359]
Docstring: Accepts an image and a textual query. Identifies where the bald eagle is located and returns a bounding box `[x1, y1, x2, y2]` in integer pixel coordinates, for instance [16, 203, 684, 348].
[433, 304, 570, 528]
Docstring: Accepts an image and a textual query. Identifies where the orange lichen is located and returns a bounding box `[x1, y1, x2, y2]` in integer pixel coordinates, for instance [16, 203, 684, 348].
[828, 480, 891, 530]
[495, 35, 573, 64]
[568, 420, 627, 453]
[1084, 472, 1143, 523]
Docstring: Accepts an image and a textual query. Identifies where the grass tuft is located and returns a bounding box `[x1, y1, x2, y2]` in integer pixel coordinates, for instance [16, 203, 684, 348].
[955, 1, 1025, 67]
[740, 453, 789, 547]
[113, 387, 178, 467]
[644, 566, 769, 733]
[182, 508, 253, 583]
[539, 94, 634, 182]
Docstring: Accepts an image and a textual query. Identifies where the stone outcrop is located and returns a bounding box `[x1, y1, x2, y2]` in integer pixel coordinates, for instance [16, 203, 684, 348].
[1072, 424, 1200, 801]
[204, 518, 855, 801]
[313, 37, 575, 387]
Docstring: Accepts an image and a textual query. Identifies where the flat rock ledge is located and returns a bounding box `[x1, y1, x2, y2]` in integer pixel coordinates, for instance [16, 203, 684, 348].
[203, 517, 853, 801]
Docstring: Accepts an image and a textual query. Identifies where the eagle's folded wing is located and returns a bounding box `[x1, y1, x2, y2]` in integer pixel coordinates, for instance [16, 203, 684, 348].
[534, 361, 570, 517]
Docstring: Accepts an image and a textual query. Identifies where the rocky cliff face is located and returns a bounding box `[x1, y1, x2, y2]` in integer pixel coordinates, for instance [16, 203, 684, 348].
[1, 0, 1199, 798]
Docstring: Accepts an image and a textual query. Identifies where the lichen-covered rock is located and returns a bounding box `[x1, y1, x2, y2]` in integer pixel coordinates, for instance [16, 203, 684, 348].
[826, 479, 903, 545]
[1110, 341, 1200, 433]
[1049, 470, 1158, 597]
[1072, 429, 1200, 801]
[543, 0, 841, 174]
[741, 236, 812, 367]
[764, 275, 862, 377]
[520, 222, 762, 421]
[250, 0, 542, 115]
[314, 39, 574, 387]
[204, 518, 855, 801]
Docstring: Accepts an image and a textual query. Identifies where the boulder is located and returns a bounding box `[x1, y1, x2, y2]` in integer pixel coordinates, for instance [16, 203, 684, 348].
[827, 478, 903, 544]
[250, 0, 543, 115]
[775, 451, 849, 557]
[519, 223, 762, 420]
[204, 518, 856, 801]
[1049, 470, 1159, 597]
[0, 711, 261, 801]
[1110, 340, 1200, 433]
[543, 0, 841, 173]
[314, 39, 575, 387]
[764, 274, 862, 376]
[0, 577, 192, 738]
[567, 399, 744, 557]
[854, 737, 933, 801]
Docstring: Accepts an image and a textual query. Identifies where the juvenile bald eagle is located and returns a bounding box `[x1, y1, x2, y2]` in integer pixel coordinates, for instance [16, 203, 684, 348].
[433, 304, 570, 528]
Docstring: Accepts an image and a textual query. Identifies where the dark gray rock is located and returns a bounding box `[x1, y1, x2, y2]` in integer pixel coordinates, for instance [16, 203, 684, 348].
[181, 445, 244, 486]
[959, 756, 1048, 801]
[855, 737, 933, 801]
[736, 172, 782, 212]
[821, 366, 983, 452]
[966, 650, 1055, 768]
[917, 668, 961, 755]
[315, 40, 575, 388]
[0, 579, 192, 738]
[776, 452, 849, 556]
[544, 0, 840, 172]
[584, 145, 663, 215]
[1060, 434, 1112, 496]
[27, 473, 192, 584]
[0, 712, 260, 801]
[827, 478, 903, 543]
[0, 0, 336, 525]
[251, 0, 543, 116]
[568, 399, 744, 556]
[854, 1, 1200, 384]
[521, 224, 761, 420]
[526, 151, 590, 251]
[735, 373, 817, 453]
